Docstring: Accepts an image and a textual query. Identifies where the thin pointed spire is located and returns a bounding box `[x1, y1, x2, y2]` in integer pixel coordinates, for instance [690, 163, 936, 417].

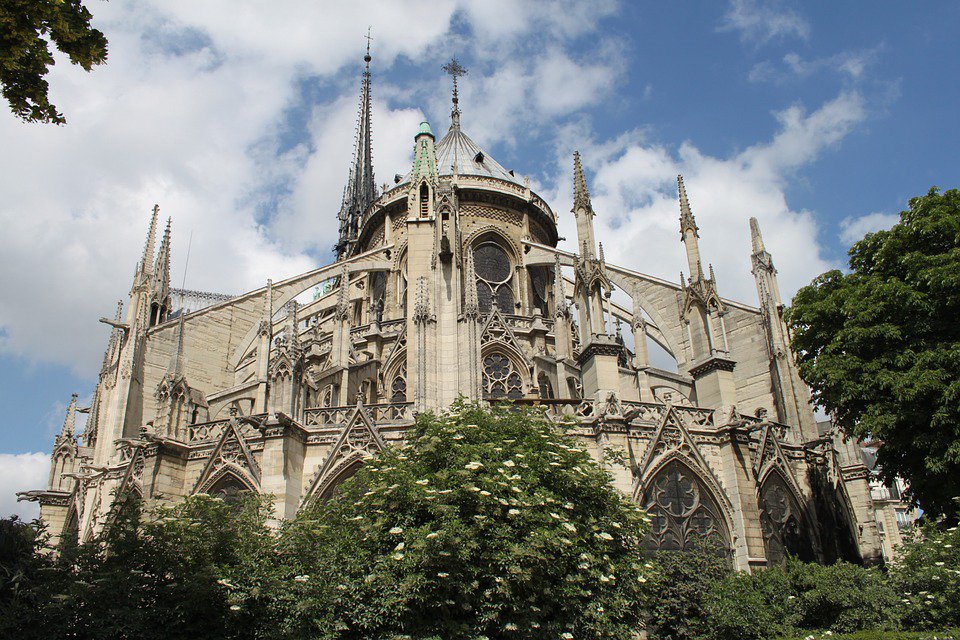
[572, 151, 593, 215]
[61, 393, 78, 439]
[678, 175, 698, 237]
[139, 204, 160, 278]
[750, 217, 766, 254]
[336, 39, 377, 260]
[152, 218, 172, 321]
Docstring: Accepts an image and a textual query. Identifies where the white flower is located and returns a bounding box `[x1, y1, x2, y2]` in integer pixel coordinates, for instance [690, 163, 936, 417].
[599, 575, 610, 583]
[508, 509, 520, 515]
[230, 605, 241, 611]
[426, 531, 440, 539]
[394, 542, 405, 552]
[392, 552, 405, 561]
[505, 623, 518, 631]
[465, 461, 484, 470]
[561, 633, 574, 639]
[596, 532, 614, 541]
[562, 522, 576, 533]
[415, 479, 429, 485]
[437, 572, 449, 578]
[294, 575, 309, 583]
[503, 460, 516, 467]
[550, 512, 562, 520]
[389, 526, 403, 535]
[480, 490, 492, 496]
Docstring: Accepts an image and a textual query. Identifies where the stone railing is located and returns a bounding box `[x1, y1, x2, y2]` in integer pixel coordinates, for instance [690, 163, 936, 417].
[184, 416, 264, 444]
[516, 398, 719, 429]
[303, 402, 415, 427]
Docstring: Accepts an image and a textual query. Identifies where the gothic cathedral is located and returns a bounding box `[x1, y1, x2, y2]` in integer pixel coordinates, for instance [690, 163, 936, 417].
[22, 52, 892, 570]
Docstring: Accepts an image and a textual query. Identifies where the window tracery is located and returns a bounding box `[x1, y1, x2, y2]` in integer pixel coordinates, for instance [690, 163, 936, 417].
[759, 472, 812, 564]
[482, 353, 523, 400]
[473, 242, 515, 313]
[642, 461, 729, 552]
[390, 363, 407, 403]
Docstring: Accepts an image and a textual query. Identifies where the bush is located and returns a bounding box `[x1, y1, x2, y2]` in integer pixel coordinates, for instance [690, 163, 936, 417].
[698, 561, 796, 640]
[890, 513, 960, 630]
[788, 559, 900, 632]
[644, 543, 731, 639]
[699, 559, 899, 639]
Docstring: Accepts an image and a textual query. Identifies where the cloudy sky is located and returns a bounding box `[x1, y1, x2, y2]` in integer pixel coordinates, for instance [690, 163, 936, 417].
[2, 0, 958, 518]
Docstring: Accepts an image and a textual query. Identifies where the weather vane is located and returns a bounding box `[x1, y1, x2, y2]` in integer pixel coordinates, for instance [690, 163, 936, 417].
[442, 58, 467, 108]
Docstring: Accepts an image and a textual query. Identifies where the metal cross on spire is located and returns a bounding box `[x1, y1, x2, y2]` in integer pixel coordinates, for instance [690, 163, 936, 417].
[442, 58, 467, 128]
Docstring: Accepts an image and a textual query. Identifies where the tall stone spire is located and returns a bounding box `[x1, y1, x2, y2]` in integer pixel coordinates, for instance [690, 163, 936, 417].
[151, 217, 172, 325]
[60, 393, 78, 439]
[573, 151, 594, 216]
[572, 151, 598, 259]
[677, 175, 702, 281]
[138, 204, 160, 282]
[335, 38, 377, 261]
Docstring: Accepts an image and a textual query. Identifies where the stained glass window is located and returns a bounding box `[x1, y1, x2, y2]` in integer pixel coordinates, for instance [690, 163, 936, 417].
[208, 474, 250, 507]
[642, 461, 729, 552]
[482, 353, 524, 400]
[473, 242, 514, 313]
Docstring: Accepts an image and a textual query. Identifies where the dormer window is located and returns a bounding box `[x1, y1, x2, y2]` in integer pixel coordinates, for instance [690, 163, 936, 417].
[474, 151, 484, 164]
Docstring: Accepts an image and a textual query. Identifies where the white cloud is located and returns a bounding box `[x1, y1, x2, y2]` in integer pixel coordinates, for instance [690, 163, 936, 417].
[0, 0, 618, 376]
[543, 91, 866, 305]
[749, 48, 880, 83]
[719, 0, 810, 44]
[0, 453, 50, 520]
[839, 211, 900, 245]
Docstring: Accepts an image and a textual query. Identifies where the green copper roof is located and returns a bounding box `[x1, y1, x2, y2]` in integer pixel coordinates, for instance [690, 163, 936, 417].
[417, 121, 434, 137]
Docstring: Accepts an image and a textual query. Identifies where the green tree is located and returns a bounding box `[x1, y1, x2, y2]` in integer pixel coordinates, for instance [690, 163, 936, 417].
[0, 493, 275, 640]
[644, 543, 731, 640]
[0, 0, 108, 124]
[269, 401, 652, 640]
[786, 188, 960, 518]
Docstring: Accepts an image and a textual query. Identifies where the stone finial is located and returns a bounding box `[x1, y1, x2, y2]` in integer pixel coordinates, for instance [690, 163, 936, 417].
[334, 266, 350, 322]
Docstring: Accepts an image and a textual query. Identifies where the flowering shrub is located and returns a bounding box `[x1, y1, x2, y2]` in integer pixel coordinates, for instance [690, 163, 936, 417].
[891, 515, 960, 630]
[270, 401, 652, 640]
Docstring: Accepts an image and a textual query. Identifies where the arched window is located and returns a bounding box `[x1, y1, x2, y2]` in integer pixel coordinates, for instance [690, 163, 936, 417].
[473, 241, 515, 313]
[208, 473, 251, 507]
[566, 376, 582, 400]
[390, 363, 407, 402]
[419, 183, 430, 217]
[642, 461, 730, 552]
[397, 252, 408, 316]
[529, 266, 550, 316]
[537, 372, 554, 399]
[759, 472, 815, 564]
[482, 353, 524, 400]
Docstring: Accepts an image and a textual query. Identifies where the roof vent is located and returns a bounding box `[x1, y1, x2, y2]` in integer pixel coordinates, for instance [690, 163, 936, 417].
[394, 174, 403, 184]
[508, 170, 515, 176]
[474, 151, 484, 164]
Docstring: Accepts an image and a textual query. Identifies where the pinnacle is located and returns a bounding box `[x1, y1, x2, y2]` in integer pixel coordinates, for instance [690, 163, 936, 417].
[678, 175, 698, 236]
[750, 217, 766, 253]
[572, 151, 593, 214]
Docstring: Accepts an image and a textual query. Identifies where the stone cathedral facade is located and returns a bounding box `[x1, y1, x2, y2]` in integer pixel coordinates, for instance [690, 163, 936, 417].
[22, 54, 892, 570]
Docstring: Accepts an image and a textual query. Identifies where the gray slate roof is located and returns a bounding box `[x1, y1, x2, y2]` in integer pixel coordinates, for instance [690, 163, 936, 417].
[434, 124, 521, 185]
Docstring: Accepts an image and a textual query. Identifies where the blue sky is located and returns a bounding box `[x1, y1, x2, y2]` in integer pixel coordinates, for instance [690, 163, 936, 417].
[1, 0, 958, 517]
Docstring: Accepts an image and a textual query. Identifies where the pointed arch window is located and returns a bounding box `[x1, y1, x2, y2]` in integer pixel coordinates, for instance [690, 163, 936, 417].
[642, 461, 730, 552]
[537, 372, 554, 399]
[482, 352, 523, 400]
[473, 242, 515, 313]
[529, 266, 550, 316]
[390, 363, 407, 403]
[758, 472, 814, 564]
[208, 473, 251, 508]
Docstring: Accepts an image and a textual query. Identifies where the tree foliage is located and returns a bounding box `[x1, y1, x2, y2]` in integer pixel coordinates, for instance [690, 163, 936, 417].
[268, 402, 652, 640]
[0, 0, 108, 124]
[786, 188, 960, 517]
[890, 511, 960, 630]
